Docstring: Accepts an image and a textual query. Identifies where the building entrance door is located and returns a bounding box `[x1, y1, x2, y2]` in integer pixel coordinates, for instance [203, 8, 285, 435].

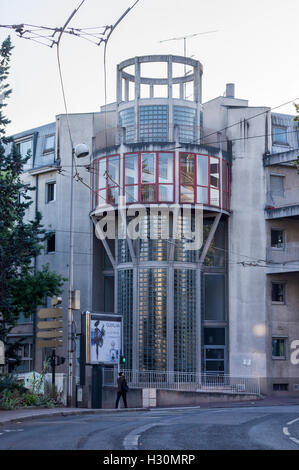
[204, 346, 225, 374]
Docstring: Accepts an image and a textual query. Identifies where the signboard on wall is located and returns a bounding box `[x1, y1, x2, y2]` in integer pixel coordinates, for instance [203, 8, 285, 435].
[84, 313, 122, 365]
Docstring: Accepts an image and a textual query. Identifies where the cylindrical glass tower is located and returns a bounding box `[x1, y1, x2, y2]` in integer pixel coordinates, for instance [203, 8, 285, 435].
[91, 55, 230, 374]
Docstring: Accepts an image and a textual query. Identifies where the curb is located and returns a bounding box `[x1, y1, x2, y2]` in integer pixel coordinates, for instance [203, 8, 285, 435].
[0, 407, 150, 426]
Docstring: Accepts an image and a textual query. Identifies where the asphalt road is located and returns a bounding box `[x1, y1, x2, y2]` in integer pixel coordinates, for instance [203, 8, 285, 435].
[0, 405, 299, 450]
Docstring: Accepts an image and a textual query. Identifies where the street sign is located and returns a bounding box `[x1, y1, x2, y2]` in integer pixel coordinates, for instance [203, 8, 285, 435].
[36, 339, 63, 348]
[37, 308, 63, 319]
[36, 330, 63, 339]
[37, 320, 63, 329]
[36, 304, 64, 349]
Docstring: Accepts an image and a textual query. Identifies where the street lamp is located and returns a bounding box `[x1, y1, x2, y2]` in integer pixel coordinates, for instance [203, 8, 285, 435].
[67, 142, 89, 407]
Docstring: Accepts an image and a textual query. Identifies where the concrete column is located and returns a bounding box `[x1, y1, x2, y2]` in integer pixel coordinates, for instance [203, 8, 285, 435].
[134, 58, 140, 142]
[125, 79, 129, 102]
[168, 57, 173, 141]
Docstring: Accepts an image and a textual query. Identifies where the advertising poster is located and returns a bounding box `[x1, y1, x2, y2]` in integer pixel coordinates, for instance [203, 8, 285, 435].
[89, 317, 121, 364]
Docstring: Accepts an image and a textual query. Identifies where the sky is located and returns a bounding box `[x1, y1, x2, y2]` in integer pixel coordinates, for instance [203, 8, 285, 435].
[0, 0, 298, 135]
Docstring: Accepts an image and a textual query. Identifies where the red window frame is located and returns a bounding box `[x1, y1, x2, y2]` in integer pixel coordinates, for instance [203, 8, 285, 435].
[179, 152, 228, 209]
[123, 151, 175, 204]
[93, 154, 120, 208]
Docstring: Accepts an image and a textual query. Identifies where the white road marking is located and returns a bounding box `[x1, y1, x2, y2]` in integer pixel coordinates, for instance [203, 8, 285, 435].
[283, 417, 299, 446]
[123, 422, 163, 450]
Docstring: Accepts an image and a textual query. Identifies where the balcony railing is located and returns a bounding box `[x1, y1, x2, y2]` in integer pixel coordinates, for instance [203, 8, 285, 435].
[267, 243, 299, 264]
[102, 369, 261, 396]
[267, 189, 299, 209]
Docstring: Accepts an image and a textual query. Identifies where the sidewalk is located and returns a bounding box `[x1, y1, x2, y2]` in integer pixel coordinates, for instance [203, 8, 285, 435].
[0, 407, 148, 426]
[0, 396, 298, 426]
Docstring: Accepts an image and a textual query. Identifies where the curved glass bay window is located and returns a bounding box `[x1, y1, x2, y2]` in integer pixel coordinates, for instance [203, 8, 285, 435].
[92, 152, 229, 210]
[180, 152, 229, 209]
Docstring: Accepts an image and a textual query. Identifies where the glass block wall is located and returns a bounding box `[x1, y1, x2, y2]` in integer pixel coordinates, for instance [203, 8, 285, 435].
[118, 269, 133, 370]
[174, 269, 197, 372]
[138, 268, 168, 371]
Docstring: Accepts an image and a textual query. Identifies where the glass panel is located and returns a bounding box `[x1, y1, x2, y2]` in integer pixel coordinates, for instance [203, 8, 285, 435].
[174, 269, 196, 372]
[119, 108, 135, 143]
[270, 175, 284, 197]
[108, 156, 119, 184]
[139, 105, 168, 142]
[205, 349, 224, 360]
[210, 188, 220, 206]
[18, 139, 33, 170]
[98, 159, 106, 189]
[271, 230, 284, 248]
[139, 214, 168, 262]
[141, 153, 155, 183]
[197, 155, 209, 186]
[272, 283, 285, 302]
[181, 153, 195, 185]
[174, 214, 197, 263]
[125, 154, 138, 185]
[197, 186, 208, 204]
[205, 360, 224, 372]
[210, 157, 219, 188]
[118, 270, 133, 369]
[173, 106, 196, 143]
[159, 153, 173, 183]
[159, 185, 173, 201]
[139, 268, 167, 371]
[273, 126, 288, 144]
[125, 185, 138, 203]
[98, 189, 106, 206]
[181, 185, 194, 203]
[141, 184, 155, 202]
[272, 338, 286, 357]
[204, 328, 225, 345]
[204, 274, 225, 320]
[44, 135, 55, 152]
[107, 187, 118, 204]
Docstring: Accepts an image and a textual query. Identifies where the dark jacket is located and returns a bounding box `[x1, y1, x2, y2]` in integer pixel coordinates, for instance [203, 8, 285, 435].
[117, 375, 127, 392]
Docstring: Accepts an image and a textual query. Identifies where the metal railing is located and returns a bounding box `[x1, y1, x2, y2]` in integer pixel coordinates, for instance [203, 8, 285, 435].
[102, 369, 261, 396]
[267, 243, 299, 264]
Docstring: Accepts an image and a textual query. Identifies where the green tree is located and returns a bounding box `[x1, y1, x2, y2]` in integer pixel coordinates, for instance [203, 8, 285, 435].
[0, 36, 66, 368]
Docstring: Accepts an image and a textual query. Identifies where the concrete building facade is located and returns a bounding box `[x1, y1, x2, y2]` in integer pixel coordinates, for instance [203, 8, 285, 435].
[6, 55, 299, 398]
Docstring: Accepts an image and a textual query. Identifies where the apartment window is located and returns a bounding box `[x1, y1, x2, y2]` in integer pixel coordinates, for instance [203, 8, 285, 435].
[273, 126, 288, 145]
[15, 343, 33, 373]
[43, 134, 55, 153]
[16, 137, 33, 171]
[270, 175, 284, 197]
[47, 233, 56, 253]
[272, 337, 287, 359]
[271, 229, 284, 248]
[271, 282, 285, 303]
[46, 182, 56, 203]
[273, 383, 288, 391]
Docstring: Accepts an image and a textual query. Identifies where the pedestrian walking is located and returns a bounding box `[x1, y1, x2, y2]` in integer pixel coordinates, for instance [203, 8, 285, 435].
[115, 372, 128, 408]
